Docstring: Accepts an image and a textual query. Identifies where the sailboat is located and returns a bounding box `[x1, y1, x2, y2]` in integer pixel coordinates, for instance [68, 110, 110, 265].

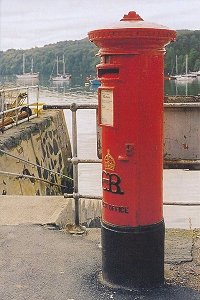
[16, 54, 39, 79]
[170, 55, 179, 80]
[175, 55, 197, 81]
[50, 55, 71, 81]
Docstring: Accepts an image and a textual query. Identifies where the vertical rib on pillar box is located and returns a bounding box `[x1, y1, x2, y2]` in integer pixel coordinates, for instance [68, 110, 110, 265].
[88, 11, 176, 288]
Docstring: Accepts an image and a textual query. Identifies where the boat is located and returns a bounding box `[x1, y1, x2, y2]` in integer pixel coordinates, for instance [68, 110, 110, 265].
[85, 75, 101, 86]
[173, 55, 197, 81]
[50, 55, 71, 82]
[85, 76, 101, 86]
[170, 55, 179, 80]
[190, 70, 200, 76]
[196, 70, 200, 76]
[89, 78, 101, 86]
[16, 54, 39, 79]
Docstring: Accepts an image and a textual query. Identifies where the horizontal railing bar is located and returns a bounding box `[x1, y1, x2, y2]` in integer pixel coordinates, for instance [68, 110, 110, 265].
[0, 114, 37, 131]
[67, 158, 102, 164]
[164, 102, 200, 108]
[64, 193, 102, 200]
[164, 159, 200, 165]
[0, 105, 30, 116]
[43, 104, 98, 110]
[68, 158, 200, 166]
[0, 85, 39, 93]
[43, 103, 200, 110]
[0, 170, 67, 188]
[163, 201, 200, 206]
[64, 193, 200, 206]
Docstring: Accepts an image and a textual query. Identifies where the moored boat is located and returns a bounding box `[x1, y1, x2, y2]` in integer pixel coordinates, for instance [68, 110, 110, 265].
[170, 55, 197, 81]
[50, 55, 71, 82]
[89, 78, 101, 85]
[16, 55, 39, 79]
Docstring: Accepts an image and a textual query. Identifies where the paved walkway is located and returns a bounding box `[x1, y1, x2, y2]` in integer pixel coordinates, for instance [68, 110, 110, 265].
[0, 225, 200, 300]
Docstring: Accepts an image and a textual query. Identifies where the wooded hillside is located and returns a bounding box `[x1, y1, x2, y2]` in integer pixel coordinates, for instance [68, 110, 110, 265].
[0, 30, 200, 77]
[165, 30, 200, 75]
[0, 39, 99, 77]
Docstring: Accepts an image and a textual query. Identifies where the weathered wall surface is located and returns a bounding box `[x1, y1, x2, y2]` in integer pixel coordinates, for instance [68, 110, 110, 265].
[0, 110, 73, 195]
[164, 95, 200, 169]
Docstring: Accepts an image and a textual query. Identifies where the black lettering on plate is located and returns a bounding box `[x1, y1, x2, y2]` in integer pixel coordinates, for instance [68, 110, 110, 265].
[102, 170, 124, 195]
[102, 201, 128, 214]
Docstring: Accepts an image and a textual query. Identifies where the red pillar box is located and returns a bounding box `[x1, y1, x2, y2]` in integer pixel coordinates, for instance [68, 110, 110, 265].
[88, 11, 176, 288]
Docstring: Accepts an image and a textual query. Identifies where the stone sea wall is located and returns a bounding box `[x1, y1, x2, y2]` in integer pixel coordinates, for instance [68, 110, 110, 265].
[0, 110, 73, 196]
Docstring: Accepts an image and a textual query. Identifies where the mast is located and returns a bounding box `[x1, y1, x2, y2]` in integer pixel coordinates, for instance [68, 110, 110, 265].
[31, 58, 33, 74]
[63, 54, 66, 75]
[22, 54, 25, 74]
[56, 56, 59, 75]
[175, 55, 178, 75]
[185, 54, 188, 75]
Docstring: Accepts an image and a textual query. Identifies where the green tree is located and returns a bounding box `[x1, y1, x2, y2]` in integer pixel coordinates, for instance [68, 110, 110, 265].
[0, 30, 200, 77]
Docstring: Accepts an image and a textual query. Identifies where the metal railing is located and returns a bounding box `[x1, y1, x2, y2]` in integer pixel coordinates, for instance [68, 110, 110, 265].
[43, 103, 101, 226]
[43, 103, 200, 227]
[0, 170, 67, 189]
[0, 85, 40, 132]
[0, 148, 73, 189]
[1, 91, 199, 226]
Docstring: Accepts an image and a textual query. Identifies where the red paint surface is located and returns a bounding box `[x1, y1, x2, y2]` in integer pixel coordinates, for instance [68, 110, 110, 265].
[89, 11, 176, 227]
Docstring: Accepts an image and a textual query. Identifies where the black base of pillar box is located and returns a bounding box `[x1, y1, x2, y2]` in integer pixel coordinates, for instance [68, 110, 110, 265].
[101, 220, 165, 288]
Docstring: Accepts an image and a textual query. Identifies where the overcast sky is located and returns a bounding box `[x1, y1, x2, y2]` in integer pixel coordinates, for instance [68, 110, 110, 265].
[0, 0, 199, 51]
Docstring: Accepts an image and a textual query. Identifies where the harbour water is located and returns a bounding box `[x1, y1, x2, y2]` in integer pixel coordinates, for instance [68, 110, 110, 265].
[0, 75, 200, 228]
[165, 77, 200, 96]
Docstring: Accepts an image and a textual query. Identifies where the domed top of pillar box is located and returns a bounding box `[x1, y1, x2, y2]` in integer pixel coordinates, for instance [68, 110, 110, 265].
[88, 11, 176, 54]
